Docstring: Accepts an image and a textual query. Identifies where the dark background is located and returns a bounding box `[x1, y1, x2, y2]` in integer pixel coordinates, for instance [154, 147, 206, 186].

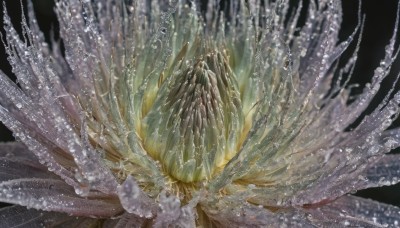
[0, 0, 399, 207]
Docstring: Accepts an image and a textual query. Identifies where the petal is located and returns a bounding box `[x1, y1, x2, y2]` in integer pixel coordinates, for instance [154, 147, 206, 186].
[0, 205, 70, 228]
[102, 213, 146, 228]
[54, 217, 101, 228]
[0, 205, 101, 228]
[201, 194, 400, 227]
[0, 142, 55, 182]
[290, 154, 400, 206]
[153, 192, 196, 228]
[201, 195, 314, 227]
[0, 158, 53, 182]
[0, 142, 37, 161]
[117, 175, 157, 218]
[362, 154, 400, 187]
[0, 178, 122, 217]
[305, 195, 400, 227]
[0, 108, 79, 188]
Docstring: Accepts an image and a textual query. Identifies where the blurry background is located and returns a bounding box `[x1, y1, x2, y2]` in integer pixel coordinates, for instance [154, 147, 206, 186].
[0, 0, 399, 207]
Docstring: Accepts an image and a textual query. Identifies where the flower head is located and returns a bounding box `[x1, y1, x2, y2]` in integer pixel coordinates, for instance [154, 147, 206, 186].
[1, 0, 400, 227]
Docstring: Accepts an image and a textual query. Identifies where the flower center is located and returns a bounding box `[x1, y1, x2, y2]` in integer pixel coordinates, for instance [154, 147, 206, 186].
[142, 50, 244, 183]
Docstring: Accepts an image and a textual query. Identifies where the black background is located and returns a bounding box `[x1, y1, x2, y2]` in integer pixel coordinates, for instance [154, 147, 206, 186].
[0, 0, 399, 208]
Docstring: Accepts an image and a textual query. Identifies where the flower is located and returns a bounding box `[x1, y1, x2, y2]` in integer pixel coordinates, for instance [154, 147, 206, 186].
[1, 0, 400, 227]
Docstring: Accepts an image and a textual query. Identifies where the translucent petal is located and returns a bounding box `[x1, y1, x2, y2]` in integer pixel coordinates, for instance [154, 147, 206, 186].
[0, 205, 70, 228]
[0, 142, 57, 182]
[54, 217, 101, 228]
[0, 142, 37, 161]
[362, 154, 400, 188]
[0, 178, 122, 217]
[102, 213, 146, 228]
[201, 194, 400, 227]
[201, 195, 314, 227]
[1, 5, 119, 193]
[304, 195, 400, 227]
[290, 153, 400, 206]
[117, 175, 156, 218]
[0, 158, 53, 182]
[0, 107, 80, 189]
[153, 191, 196, 228]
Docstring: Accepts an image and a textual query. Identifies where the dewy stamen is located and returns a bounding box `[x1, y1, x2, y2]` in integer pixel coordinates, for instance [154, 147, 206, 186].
[168, 56, 222, 141]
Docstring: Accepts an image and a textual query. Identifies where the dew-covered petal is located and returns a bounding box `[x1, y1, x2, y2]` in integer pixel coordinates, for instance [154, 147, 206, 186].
[153, 191, 197, 228]
[0, 178, 122, 217]
[0, 142, 54, 182]
[202, 194, 400, 227]
[289, 153, 400, 206]
[362, 154, 400, 188]
[0, 141, 37, 160]
[0, 205, 101, 228]
[200, 195, 314, 227]
[1, 5, 119, 195]
[0, 99, 118, 195]
[304, 195, 400, 227]
[0, 205, 67, 228]
[51, 0, 165, 192]
[0, 157, 53, 182]
[0, 106, 80, 189]
[54, 217, 102, 228]
[379, 128, 400, 150]
[102, 213, 146, 228]
[117, 175, 157, 218]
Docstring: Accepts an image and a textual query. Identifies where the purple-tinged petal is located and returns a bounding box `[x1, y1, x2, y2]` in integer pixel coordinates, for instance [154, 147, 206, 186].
[0, 178, 122, 217]
[290, 153, 400, 206]
[361, 154, 400, 188]
[380, 128, 400, 150]
[0, 142, 56, 182]
[304, 195, 400, 227]
[0, 205, 101, 228]
[1, 14, 119, 193]
[0, 205, 70, 228]
[201, 195, 314, 227]
[153, 191, 197, 228]
[117, 175, 156, 218]
[0, 142, 37, 161]
[103, 213, 147, 228]
[0, 108, 80, 189]
[54, 217, 101, 228]
[0, 158, 53, 182]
